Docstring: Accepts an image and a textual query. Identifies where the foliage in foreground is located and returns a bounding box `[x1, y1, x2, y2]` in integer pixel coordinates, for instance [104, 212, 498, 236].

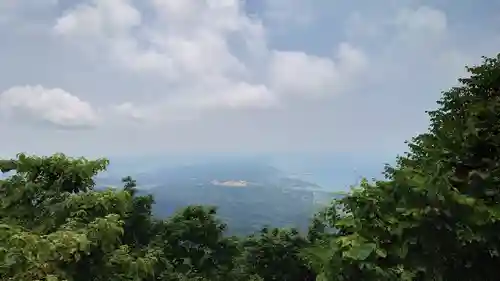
[1, 53, 500, 280]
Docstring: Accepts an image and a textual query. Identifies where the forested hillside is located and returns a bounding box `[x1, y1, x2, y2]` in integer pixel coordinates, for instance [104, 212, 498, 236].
[96, 160, 338, 235]
[1, 53, 500, 280]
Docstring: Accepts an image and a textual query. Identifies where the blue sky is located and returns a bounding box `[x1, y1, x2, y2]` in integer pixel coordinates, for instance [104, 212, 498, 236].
[0, 0, 498, 159]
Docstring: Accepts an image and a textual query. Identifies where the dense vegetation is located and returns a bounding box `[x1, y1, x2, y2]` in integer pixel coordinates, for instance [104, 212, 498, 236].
[1, 53, 499, 280]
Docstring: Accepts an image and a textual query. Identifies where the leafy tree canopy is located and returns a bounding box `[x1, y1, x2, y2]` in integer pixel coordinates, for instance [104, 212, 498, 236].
[303, 54, 500, 281]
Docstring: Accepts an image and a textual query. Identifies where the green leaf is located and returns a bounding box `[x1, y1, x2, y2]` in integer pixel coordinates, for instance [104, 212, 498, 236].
[343, 242, 376, 261]
[316, 273, 329, 281]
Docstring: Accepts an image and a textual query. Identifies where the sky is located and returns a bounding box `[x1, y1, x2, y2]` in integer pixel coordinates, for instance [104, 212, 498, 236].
[0, 0, 499, 159]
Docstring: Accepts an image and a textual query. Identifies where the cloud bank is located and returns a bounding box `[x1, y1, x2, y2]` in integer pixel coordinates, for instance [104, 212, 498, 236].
[0, 0, 498, 156]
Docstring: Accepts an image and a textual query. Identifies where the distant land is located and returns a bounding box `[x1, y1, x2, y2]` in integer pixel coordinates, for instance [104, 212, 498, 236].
[95, 153, 389, 235]
[101, 152, 390, 189]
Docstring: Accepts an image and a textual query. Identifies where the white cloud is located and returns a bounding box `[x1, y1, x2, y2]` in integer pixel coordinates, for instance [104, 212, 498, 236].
[52, 0, 367, 123]
[336, 43, 369, 75]
[346, 5, 448, 42]
[395, 6, 447, 34]
[111, 78, 277, 124]
[54, 0, 141, 36]
[343, 5, 460, 87]
[392, 6, 449, 52]
[0, 85, 98, 129]
[0, 0, 497, 155]
[269, 51, 338, 97]
[53, 0, 257, 80]
[269, 43, 368, 98]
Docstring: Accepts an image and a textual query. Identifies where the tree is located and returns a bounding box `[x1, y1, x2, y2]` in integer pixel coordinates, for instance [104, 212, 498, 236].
[153, 205, 240, 281]
[241, 227, 315, 281]
[303, 53, 500, 281]
[0, 153, 159, 281]
[0, 153, 240, 281]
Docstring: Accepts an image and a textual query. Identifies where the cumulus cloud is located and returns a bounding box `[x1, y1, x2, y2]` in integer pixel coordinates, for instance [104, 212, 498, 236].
[396, 6, 447, 34]
[0, 85, 98, 129]
[52, 0, 368, 123]
[0, 0, 498, 155]
[53, 0, 257, 79]
[112, 79, 278, 123]
[269, 43, 368, 97]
